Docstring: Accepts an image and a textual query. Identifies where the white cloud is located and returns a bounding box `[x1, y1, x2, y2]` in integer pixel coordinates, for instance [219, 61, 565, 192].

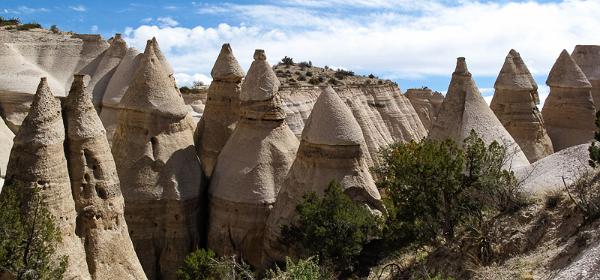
[91, 25, 98, 33]
[141, 17, 153, 23]
[173, 73, 212, 87]
[4, 6, 50, 14]
[124, 1, 600, 91]
[156, 17, 179, 28]
[69, 5, 86, 12]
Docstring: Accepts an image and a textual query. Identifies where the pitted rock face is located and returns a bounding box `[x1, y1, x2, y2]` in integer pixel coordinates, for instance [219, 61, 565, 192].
[572, 45, 600, 110]
[112, 39, 202, 280]
[542, 50, 595, 151]
[263, 86, 383, 265]
[211, 43, 245, 82]
[195, 43, 244, 178]
[5, 78, 92, 280]
[207, 49, 299, 269]
[64, 74, 147, 280]
[429, 57, 530, 168]
[491, 50, 553, 163]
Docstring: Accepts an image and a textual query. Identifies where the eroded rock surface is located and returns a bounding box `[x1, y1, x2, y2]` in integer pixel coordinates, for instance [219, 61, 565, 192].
[405, 88, 444, 131]
[207, 50, 299, 268]
[571, 45, 600, 110]
[429, 57, 530, 169]
[490, 49, 554, 162]
[4, 78, 91, 279]
[541, 50, 596, 151]
[64, 75, 147, 280]
[262, 86, 384, 266]
[194, 43, 244, 178]
[0, 116, 13, 178]
[111, 40, 202, 280]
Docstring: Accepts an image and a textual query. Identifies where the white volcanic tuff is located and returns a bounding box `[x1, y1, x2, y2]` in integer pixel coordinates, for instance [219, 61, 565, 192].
[208, 49, 299, 268]
[429, 57, 530, 168]
[490, 50, 554, 163]
[64, 75, 147, 280]
[111, 40, 202, 280]
[87, 34, 127, 107]
[279, 83, 427, 165]
[405, 88, 444, 131]
[263, 86, 384, 265]
[0, 116, 13, 177]
[195, 43, 245, 178]
[542, 50, 595, 151]
[4, 78, 92, 280]
[571, 45, 600, 110]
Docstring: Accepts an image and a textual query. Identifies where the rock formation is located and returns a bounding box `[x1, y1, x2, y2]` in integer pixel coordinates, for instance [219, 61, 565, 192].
[405, 88, 444, 130]
[63, 75, 147, 279]
[194, 43, 245, 178]
[111, 40, 202, 280]
[0, 116, 13, 179]
[3, 78, 91, 279]
[541, 50, 596, 151]
[88, 34, 127, 108]
[207, 50, 299, 268]
[571, 45, 600, 109]
[490, 50, 554, 162]
[263, 86, 384, 265]
[429, 57, 530, 168]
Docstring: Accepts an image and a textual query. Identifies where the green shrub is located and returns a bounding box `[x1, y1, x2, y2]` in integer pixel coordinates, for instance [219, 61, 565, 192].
[334, 69, 354, 80]
[308, 77, 320, 85]
[176, 249, 253, 280]
[0, 17, 20, 26]
[0, 182, 68, 279]
[375, 130, 525, 247]
[305, 71, 313, 77]
[588, 111, 600, 167]
[281, 181, 382, 273]
[16, 23, 42, 31]
[298, 61, 312, 68]
[50, 25, 59, 33]
[281, 56, 294, 66]
[265, 256, 333, 280]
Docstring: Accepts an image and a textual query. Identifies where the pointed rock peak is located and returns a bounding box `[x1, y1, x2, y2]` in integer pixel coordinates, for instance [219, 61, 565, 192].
[66, 74, 93, 107]
[142, 37, 174, 74]
[571, 45, 600, 81]
[302, 86, 364, 146]
[15, 77, 64, 144]
[211, 43, 245, 82]
[495, 51, 535, 90]
[510, 49, 538, 89]
[241, 49, 280, 101]
[120, 39, 188, 117]
[546, 49, 592, 88]
[454, 57, 471, 76]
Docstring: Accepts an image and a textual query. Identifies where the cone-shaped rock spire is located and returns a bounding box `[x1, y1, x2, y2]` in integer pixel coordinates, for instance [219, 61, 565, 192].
[211, 43, 245, 82]
[88, 33, 128, 108]
[263, 86, 384, 265]
[572, 45, 600, 110]
[429, 58, 530, 168]
[146, 37, 174, 75]
[491, 50, 553, 162]
[542, 50, 596, 151]
[194, 44, 244, 178]
[64, 75, 147, 279]
[208, 49, 299, 268]
[112, 39, 202, 280]
[4, 78, 92, 279]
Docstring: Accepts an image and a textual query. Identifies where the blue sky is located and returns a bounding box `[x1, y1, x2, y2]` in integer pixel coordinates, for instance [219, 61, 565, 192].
[2, 0, 598, 104]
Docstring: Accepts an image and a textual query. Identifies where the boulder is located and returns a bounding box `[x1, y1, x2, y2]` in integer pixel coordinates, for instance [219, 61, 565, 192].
[405, 88, 444, 130]
[194, 43, 245, 178]
[429, 57, 530, 169]
[262, 86, 384, 265]
[571, 45, 600, 110]
[4, 78, 91, 279]
[541, 50, 595, 151]
[490, 49, 554, 162]
[111, 40, 202, 280]
[207, 50, 299, 268]
[64, 75, 147, 279]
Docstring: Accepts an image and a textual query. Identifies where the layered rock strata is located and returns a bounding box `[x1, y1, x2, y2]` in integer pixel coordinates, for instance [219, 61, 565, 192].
[490, 50, 554, 162]
[207, 50, 299, 268]
[571, 45, 600, 109]
[111, 41, 202, 280]
[263, 86, 384, 265]
[64, 75, 147, 279]
[429, 57, 530, 168]
[4, 78, 91, 279]
[405, 88, 444, 130]
[541, 50, 596, 151]
[194, 43, 245, 178]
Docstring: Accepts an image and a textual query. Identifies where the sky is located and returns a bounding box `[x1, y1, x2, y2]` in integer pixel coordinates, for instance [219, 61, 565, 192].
[2, 0, 599, 104]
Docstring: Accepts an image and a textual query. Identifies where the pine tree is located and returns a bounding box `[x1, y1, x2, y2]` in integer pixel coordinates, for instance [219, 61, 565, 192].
[0, 182, 68, 279]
